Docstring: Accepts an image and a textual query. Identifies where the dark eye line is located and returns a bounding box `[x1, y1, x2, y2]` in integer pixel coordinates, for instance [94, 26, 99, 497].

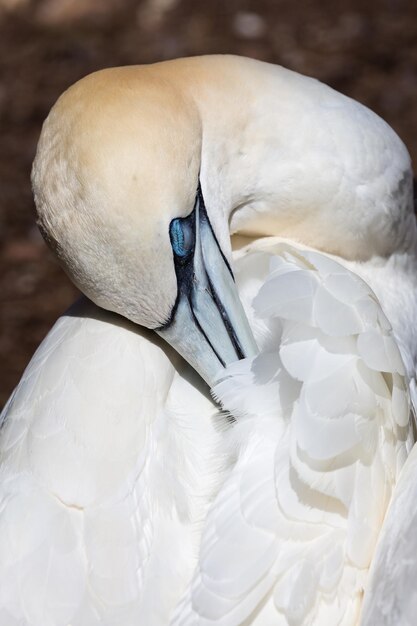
[158, 181, 231, 333]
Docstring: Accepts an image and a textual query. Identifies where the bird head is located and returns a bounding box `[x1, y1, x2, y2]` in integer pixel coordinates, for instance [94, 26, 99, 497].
[32, 55, 413, 386]
[32, 64, 258, 386]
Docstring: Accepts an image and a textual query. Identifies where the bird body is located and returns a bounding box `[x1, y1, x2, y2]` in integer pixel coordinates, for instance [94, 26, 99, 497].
[1, 55, 417, 625]
[0, 299, 223, 625]
[174, 238, 413, 625]
[360, 439, 417, 625]
[0, 238, 414, 625]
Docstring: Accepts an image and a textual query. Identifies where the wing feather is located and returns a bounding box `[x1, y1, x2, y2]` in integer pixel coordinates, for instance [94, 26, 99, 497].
[173, 242, 413, 626]
[0, 299, 221, 626]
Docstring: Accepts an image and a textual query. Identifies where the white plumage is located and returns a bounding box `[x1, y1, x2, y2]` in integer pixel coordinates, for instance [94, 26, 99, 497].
[0, 303, 222, 625]
[1, 239, 414, 625]
[173, 240, 414, 625]
[1, 55, 417, 625]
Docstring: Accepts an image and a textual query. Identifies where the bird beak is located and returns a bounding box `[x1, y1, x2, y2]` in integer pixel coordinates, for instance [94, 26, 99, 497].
[157, 189, 258, 387]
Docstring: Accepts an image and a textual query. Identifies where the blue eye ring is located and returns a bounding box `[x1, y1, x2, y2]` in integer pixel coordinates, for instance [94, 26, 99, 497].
[170, 214, 195, 259]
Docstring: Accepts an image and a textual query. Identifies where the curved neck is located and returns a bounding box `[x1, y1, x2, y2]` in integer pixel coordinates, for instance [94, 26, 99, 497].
[191, 56, 416, 263]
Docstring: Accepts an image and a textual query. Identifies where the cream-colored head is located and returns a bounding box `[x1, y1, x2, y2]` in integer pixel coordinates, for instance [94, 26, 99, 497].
[32, 61, 259, 384]
[32, 55, 416, 382]
[32, 66, 203, 329]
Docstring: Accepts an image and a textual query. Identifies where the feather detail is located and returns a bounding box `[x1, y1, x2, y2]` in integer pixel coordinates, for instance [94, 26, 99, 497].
[173, 242, 412, 626]
[0, 242, 413, 626]
[0, 299, 225, 626]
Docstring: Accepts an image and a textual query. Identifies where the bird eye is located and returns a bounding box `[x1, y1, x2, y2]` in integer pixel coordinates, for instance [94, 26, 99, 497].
[170, 216, 195, 259]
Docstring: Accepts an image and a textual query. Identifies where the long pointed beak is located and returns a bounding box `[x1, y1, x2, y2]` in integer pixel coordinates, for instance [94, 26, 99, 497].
[157, 192, 258, 386]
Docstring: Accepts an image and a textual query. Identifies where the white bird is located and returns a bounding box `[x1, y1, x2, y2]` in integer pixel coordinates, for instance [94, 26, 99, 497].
[1, 55, 416, 626]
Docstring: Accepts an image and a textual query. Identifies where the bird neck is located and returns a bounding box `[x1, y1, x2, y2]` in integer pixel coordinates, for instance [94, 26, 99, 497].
[194, 56, 416, 263]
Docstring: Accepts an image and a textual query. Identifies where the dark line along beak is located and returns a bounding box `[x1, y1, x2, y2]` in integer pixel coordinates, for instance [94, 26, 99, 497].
[157, 185, 258, 387]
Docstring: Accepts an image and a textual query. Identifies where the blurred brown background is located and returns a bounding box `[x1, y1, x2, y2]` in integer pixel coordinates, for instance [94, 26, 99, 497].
[1, 0, 417, 407]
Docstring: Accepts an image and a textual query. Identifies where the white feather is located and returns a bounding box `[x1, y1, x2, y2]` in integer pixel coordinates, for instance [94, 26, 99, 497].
[172, 241, 413, 626]
[0, 242, 414, 626]
[0, 299, 225, 626]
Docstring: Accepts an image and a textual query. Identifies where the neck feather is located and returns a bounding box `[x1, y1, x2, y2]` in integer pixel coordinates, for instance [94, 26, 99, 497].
[194, 56, 415, 263]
